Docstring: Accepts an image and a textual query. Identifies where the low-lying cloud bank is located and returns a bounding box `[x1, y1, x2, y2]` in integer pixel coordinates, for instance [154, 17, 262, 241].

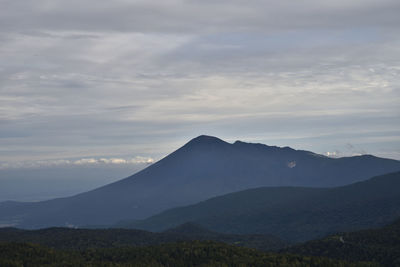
[0, 156, 154, 170]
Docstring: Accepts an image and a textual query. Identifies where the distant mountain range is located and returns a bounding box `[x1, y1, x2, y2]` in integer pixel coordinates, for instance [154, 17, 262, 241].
[1, 135, 399, 229]
[122, 172, 400, 242]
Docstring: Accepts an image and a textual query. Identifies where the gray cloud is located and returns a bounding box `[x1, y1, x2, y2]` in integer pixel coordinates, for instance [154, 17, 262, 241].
[0, 0, 399, 168]
[1, 0, 400, 33]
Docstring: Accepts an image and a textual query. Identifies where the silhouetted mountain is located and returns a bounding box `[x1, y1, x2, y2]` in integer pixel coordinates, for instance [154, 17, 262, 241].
[284, 218, 400, 266]
[122, 172, 400, 242]
[0, 224, 287, 251]
[1, 135, 399, 228]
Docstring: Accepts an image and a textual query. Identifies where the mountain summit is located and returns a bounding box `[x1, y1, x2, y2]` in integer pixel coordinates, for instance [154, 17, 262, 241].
[1, 135, 399, 228]
[185, 135, 228, 146]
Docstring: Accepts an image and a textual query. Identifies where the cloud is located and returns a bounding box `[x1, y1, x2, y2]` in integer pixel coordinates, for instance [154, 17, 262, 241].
[0, 156, 154, 170]
[1, 0, 399, 34]
[73, 157, 154, 165]
[344, 143, 367, 156]
[0, 0, 399, 164]
[325, 151, 340, 158]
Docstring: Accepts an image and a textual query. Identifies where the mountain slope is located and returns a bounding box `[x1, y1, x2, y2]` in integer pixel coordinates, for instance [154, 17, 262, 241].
[122, 172, 400, 242]
[1, 135, 399, 228]
[284, 218, 400, 266]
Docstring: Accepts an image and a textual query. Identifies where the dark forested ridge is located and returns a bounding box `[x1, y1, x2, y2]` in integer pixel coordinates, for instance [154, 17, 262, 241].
[1, 220, 398, 266]
[122, 171, 400, 242]
[0, 241, 379, 267]
[284, 218, 400, 267]
[1, 135, 399, 229]
[0, 224, 287, 251]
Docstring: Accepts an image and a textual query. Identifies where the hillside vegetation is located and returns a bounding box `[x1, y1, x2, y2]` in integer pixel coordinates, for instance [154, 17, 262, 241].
[284, 218, 400, 266]
[0, 241, 378, 267]
[0, 224, 287, 251]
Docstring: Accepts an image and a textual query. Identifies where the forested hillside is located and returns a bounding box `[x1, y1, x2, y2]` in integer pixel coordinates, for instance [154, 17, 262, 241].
[0, 241, 378, 267]
[285, 218, 400, 266]
[0, 225, 286, 251]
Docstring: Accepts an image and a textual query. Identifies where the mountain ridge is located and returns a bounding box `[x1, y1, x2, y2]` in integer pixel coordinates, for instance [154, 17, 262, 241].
[121, 171, 400, 242]
[0, 135, 399, 229]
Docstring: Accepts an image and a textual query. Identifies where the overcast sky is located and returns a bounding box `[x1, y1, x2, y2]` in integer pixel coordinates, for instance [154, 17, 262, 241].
[1, 0, 400, 176]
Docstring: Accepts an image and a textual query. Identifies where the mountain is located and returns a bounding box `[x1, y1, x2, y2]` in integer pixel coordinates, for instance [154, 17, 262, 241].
[121, 172, 400, 242]
[284, 218, 400, 266]
[1, 135, 399, 228]
[0, 224, 287, 251]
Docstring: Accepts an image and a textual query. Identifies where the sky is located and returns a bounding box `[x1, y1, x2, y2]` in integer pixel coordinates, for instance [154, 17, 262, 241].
[0, 0, 400, 200]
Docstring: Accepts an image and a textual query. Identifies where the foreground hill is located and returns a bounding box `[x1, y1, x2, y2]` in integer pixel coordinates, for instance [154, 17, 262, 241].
[0, 224, 287, 251]
[0, 241, 377, 267]
[123, 172, 400, 242]
[284, 218, 400, 267]
[1, 135, 399, 228]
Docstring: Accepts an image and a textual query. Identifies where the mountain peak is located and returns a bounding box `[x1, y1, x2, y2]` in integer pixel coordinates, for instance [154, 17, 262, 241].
[185, 135, 228, 146]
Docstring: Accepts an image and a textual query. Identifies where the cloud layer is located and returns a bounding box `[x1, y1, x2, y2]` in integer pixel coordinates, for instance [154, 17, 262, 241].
[0, 156, 154, 170]
[0, 0, 399, 164]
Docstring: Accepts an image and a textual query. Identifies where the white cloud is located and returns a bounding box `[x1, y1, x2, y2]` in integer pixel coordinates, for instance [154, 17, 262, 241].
[0, 156, 154, 170]
[325, 151, 340, 158]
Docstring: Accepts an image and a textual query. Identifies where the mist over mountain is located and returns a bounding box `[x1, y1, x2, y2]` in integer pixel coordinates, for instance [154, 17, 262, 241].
[1, 135, 399, 229]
